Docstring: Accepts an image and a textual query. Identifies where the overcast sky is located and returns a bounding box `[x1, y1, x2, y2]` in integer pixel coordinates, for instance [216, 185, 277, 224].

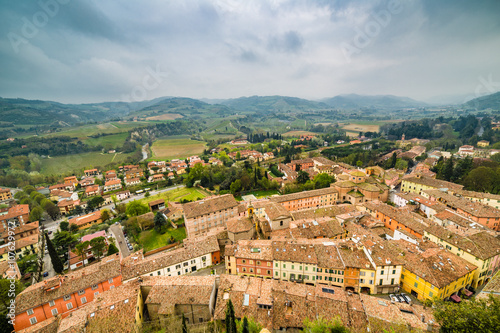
[1, 0, 499, 104]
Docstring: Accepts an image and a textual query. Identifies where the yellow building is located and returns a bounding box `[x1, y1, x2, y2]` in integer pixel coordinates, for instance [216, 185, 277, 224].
[400, 176, 463, 196]
[477, 140, 489, 147]
[359, 268, 377, 294]
[400, 246, 477, 301]
[424, 225, 500, 288]
[0, 235, 38, 262]
[0, 188, 12, 201]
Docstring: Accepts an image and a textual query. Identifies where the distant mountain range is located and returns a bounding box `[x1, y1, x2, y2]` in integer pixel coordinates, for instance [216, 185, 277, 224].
[320, 94, 427, 109]
[2, 92, 498, 130]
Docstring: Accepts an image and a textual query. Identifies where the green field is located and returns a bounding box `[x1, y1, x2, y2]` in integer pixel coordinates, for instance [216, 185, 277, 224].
[83, 132, 129, 148]
[151, 136, 207, 160]
[44, 121, 150, 138]
[139, 227, 187, 252]
[40, 152, 135, 175]
[139, 187, 210, 205]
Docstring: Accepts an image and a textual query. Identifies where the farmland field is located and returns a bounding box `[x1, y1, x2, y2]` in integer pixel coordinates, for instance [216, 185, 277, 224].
[282, 130, 317, 137]
[151, 137, 206, 160]
[145, 113, 183, 121]
[40, 152, 135, 175]
[341, 121, 383, 133]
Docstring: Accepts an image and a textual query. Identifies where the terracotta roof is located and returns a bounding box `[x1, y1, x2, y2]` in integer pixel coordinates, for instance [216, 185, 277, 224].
[104, 179, 121, 186]
[148, 199, 165, 207]
[269, 187, 338, 203]
[263, 202, 291, 221]
[0, 234, 38, 256]
[183, 194, 239, 219]
[271, 217, 344, 240]
[226, 216, 254, 234]
[425, 224, 500, 260]
[394, 241, 477, 289]
[424, 189, 500, 218]
[361, 294, 437, 331]
[227, 240, 274, 261]
[57, 279, 140, 333]
[69, 210, 101, 227]
[144, 276, 216, 315]
[15, 254, 121, 314]
[290, 204, 356, 220]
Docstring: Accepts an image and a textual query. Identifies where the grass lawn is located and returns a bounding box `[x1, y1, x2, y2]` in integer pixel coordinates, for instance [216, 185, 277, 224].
[139, 227, 187, 252]
[139, 187, 209, 205]
[236, 189, 280, 200]
[40, 151, 134, 175]
[150, 137, 207, 160]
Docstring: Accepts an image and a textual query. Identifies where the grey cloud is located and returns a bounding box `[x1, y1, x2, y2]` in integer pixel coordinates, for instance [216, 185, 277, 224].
[267, 31, 304, 53]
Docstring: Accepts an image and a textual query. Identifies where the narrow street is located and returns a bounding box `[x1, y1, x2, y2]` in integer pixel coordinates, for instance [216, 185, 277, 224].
[109, 224, 131, 258]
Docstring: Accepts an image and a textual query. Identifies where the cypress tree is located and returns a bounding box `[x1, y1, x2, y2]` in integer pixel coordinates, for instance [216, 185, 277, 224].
[45, 233, 63, 274]
[241, 317, 249, 333]
[225, 299, 237, 333]
[182, 313, 188, 333]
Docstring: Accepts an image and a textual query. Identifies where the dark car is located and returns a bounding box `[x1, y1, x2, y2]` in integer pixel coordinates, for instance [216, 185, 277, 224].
[43, 272, 49, 277]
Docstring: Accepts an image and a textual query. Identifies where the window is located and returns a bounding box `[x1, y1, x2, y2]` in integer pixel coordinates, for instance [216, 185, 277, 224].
[49, 300, 55, 307]
[275, 262, 278, 267]
[360, 279, 365, 283]
[379, 279, 383, 285]
[81, 297, 87, 304]
[392, 270, 396, 275]
[242, 259, 246, 264]
[30, 317, 37, 325]
[78, 289, 85, 295]
[283, 264, 286, 268]
[381, 270, 384, 275]
[67, 303, 73, 310]
[369, 280, 373, 285]
[275, 272, 278, 276]
[391, 278, 394, 285]
[267, 262, 271, 267]
[27, 309, 34, 315]
[360, 271, 365, 276]
[267, 270, 271, 275]
[283, 272, 286, 277]
[305, 266, 308, 271]
[64, 295, 71, 301]
[91, 284, 98, 290]
[280, 221, 283, 226]
[256, 261, 261, 265]
[414, 282, 418, 288]
[429, 291, 433, 297]
[51, 309, 58, 316]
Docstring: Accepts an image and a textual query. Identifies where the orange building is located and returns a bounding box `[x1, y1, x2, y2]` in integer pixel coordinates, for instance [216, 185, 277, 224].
[363, 202, 424, 239]
[269, 187, 339, 211]
[68, 211, 102, 230]
[225, 240, 274, 279]
[13, 254, 122, 331]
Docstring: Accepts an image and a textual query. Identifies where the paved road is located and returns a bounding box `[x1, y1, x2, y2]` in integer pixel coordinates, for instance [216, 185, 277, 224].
[109, 224, 131, 258]
[43, 252, 56, 279]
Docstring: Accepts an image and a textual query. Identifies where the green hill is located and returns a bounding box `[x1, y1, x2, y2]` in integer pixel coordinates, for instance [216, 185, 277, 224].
[220, 95, 330, 113]
[465, 91, 500, 110]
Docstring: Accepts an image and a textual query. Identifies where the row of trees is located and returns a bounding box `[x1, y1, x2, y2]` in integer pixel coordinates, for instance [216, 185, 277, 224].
[15, 185, 59, 220]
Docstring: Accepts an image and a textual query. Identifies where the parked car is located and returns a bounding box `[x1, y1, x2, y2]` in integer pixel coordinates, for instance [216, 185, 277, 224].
[389, 294, 399, 302]
[43, 272, 49, 277]
[400, 293, 411, 303]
